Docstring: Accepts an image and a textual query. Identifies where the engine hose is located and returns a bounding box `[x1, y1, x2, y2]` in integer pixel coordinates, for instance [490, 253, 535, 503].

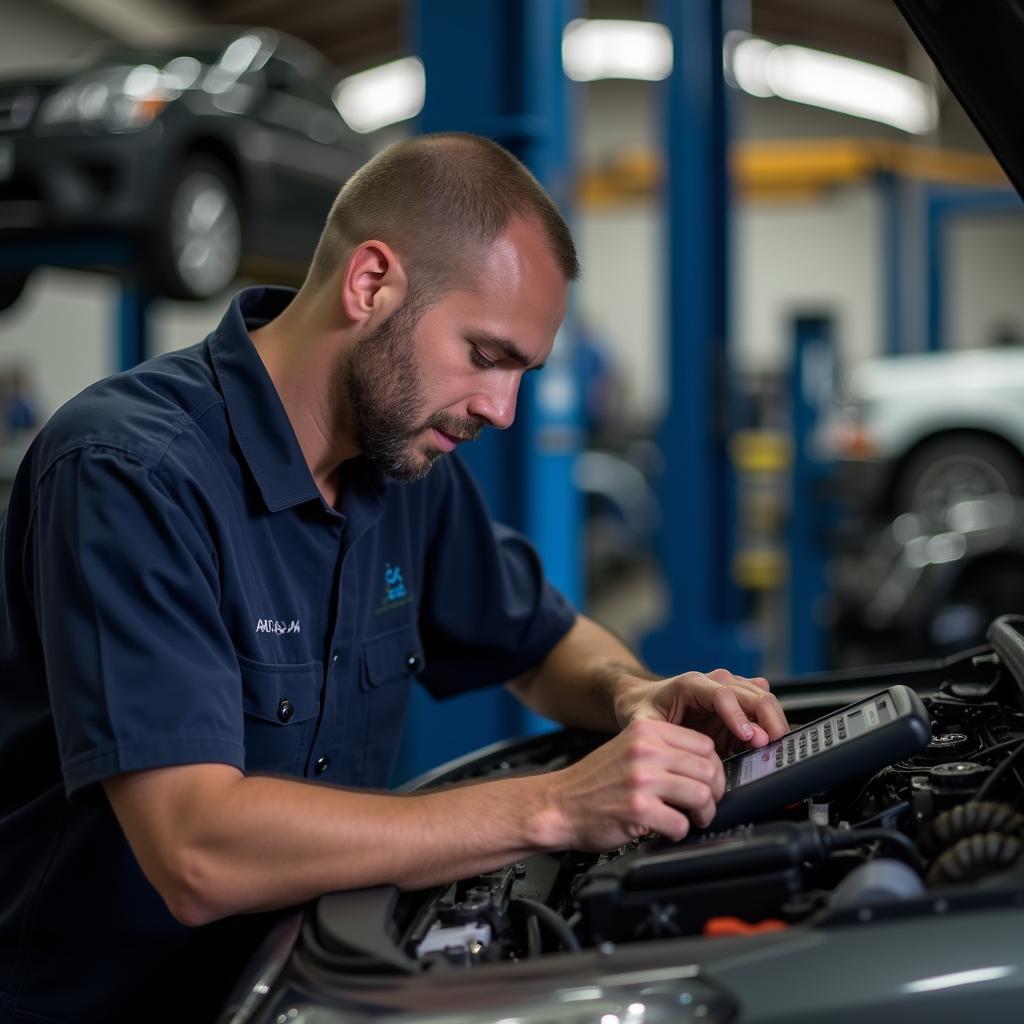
[920, 800, 1024, 859]
[831, 827, 924, 873]
[925, 832, 1024, 887]
[509, 896, 582, 953]
[525, 914, 543, 959]
[974, 738, 1024, 802]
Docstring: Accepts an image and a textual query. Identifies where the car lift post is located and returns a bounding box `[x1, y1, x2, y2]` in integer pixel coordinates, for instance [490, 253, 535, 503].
[878, 171, 905, 356]
[787, 313, 837, 674]
[642, 0, 760, 678]
[0, 238, 154, 371]
[393, 0, 581, 783]
[415, 0, 582, 604]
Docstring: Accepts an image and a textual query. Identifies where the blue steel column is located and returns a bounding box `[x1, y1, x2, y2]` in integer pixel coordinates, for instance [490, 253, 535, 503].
[520, 2, 583, 612]
[787, 314, 836, 674]
[879, 172, 903, 355]
[393, 1, 581, 783]
[924, 184, 944, 352]
[415, 0, 581, 604]
[117, 279, 153, 370]
[642, 0, 758, 677]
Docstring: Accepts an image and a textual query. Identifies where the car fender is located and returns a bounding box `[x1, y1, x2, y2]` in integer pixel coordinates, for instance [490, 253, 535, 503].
[870, 397, 1024, 464]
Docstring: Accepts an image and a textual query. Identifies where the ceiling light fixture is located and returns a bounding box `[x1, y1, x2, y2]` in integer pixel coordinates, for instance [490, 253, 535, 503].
[333, 56, 425, 134]
[562, 19, 673, 82]
[727, 32, 938, 135]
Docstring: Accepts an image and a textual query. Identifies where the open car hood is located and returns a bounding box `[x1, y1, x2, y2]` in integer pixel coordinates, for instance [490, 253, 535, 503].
[895, 0, 1024, 199]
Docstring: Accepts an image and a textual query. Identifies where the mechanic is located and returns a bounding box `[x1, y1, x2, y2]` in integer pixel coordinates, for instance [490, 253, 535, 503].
[0, 133, 788, 1023]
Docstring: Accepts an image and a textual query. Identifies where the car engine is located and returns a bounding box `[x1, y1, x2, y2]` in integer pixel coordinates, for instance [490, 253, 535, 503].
[289, 616, 1024, 984]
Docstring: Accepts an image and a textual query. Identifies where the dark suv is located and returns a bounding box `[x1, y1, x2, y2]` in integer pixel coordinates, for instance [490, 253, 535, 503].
[0, 28, 368, 306]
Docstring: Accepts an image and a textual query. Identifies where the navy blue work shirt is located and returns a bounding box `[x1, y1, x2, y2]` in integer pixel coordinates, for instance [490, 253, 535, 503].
[0, 286, 577, 1024]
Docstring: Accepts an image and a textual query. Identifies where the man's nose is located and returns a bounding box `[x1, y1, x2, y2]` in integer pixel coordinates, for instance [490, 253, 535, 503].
[467, 373, 520, 430]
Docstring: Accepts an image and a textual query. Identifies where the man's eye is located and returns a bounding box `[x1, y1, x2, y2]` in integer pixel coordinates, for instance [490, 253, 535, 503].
[470, 347, 495, 370]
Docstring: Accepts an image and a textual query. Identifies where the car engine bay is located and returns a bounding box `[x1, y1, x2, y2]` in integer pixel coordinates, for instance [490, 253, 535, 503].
[291, 615, 1024, 984]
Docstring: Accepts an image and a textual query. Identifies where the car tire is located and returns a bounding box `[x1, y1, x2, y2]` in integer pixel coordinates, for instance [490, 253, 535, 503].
[894, 434, 1024, 519]
[0, 271, 30, 313]
[150, 156, 243, 301]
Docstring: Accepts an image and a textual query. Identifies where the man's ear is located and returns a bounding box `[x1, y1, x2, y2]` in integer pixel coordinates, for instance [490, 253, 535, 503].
[340, 240, 408, 325]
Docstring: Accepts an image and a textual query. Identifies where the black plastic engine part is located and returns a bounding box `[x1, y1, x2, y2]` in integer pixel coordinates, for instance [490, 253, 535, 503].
[928, 761, 989, 795]
[986, 614, 1024, 694]
[304, 886, 416, 976]
[918, 732, 973, 762]
[574, 821, 920, 943]
[574, 823, 824, 942]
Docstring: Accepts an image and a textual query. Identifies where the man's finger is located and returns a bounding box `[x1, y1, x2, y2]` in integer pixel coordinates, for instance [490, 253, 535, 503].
[661, 747, 725, 799]
[704, 675, 790, 741]
[709, 685, 760, 745]
[706, 667, 773, 695]
[748, 722, 771, 747]
[628, 718, 718, 757]
[751, 691, 790, 738]
[659, 774, 718, 828]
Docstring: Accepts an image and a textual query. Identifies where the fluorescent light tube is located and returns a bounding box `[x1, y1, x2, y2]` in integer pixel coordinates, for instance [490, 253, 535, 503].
[562, 19, 673, 82]
[729, 34, 938, 135]
[333, 56, 425, 134]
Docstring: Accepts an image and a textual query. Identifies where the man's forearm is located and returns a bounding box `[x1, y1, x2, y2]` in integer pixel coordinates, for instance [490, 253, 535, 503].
[106, 764, 567, 927]
[505, 615, 657, 732]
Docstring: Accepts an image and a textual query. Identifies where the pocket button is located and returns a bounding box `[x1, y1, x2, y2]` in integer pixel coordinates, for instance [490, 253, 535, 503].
[405, 652, 423, 673]
[277, 698, 295, 723]
[315, 755, 330, 775]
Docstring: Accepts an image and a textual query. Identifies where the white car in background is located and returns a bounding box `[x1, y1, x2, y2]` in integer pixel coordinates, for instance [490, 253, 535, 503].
[822, 346, 1024, 521]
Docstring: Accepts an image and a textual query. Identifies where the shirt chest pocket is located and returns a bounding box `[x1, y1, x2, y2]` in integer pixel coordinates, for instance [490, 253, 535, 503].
[357, 625, 425, 787]
[238, 654, 321, 776]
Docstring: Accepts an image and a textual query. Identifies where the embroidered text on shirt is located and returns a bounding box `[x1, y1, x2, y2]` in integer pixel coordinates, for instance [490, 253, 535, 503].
[255, 619, 301, 635]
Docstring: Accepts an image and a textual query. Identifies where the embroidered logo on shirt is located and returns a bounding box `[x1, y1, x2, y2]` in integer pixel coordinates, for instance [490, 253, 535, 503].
[376, 562, 413, 613]
[256, 619, 301, 635]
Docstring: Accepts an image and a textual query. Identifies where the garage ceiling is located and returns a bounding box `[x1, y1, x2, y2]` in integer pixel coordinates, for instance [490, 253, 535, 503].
[191, 0, 915, 78]
[201, 0, 406, 73]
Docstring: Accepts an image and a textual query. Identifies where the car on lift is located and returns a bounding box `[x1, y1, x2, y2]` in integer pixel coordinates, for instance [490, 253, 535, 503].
[0, 28, 367, 307]
[213, 4, 1024, 1022]
[821, 346, 1024, 523]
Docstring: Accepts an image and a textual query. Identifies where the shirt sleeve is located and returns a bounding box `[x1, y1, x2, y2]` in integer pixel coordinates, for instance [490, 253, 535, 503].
[26, 444, 244, 800]
[416, 455, 578, 698]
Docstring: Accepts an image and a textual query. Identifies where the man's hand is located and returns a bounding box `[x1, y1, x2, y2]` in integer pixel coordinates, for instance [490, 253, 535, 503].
[613, 668, 790, 755]
[538, 719, 725, 849]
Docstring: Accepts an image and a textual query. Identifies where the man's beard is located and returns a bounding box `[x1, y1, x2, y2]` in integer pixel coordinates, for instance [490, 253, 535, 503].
[344, 296, 483, 482]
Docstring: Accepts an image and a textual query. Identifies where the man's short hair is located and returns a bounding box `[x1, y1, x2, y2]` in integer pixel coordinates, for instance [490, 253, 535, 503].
[307, 132, 579, 299]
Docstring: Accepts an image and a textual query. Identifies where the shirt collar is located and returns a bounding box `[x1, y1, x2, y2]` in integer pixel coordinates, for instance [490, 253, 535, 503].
[208, 286, 385, 516]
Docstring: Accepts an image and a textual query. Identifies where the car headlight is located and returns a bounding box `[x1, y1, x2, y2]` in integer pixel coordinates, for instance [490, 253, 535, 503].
[39, 64, 175, 132]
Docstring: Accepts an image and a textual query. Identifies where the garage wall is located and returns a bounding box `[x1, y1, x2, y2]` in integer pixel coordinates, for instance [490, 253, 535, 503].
[0, 271, 113, 419]
[948, 215, 1024, 350]
[733, 184, 883, 375]
[575, 183, 883, 425]
[576, 205, 666, 422]
[0, 270, 229, 420]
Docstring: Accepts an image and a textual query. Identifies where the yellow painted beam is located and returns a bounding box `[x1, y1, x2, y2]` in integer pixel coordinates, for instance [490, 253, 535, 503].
[578, 138, 1009, 207]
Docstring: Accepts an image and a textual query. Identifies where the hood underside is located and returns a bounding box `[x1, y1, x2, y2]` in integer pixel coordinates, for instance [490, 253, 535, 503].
[895, 0, 1024, 200]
